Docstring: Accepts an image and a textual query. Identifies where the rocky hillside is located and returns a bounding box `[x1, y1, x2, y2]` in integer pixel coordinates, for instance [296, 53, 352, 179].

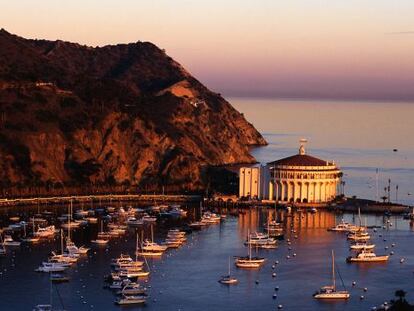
[0, 29, 266, 194]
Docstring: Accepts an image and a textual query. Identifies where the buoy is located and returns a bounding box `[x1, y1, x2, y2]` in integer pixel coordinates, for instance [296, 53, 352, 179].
[255, 280, 259, 284]
[273, 294, 277, 299]
[272, 265, 275, 269]
[379, 234, 382, 237]
[390, 251, 394, 255]
[275, 261, 279, 265]
[360, 295, 365, 299]
[371, 307, 377, 311]
[364, 288, 368, 292]
[400, 258, 405, 263]
[288, 247, 292, 250]
[383, 239, 387, 242]
[286, 255, 290, 259]
[278, 304, 283, 309]
[287, 242, 291, 245]
[272, 273, 276, 277]
[385, 246, 389, 250]
[275, 286, 279, 291]
[293, 253, 297, 257]
[352, 281, 356, 286]
[392, 243, 395, 247]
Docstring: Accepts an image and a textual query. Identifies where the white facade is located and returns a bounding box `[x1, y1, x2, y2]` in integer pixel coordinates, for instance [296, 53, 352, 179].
[239, 167, 261, 199]
[239, 143, 342, 204]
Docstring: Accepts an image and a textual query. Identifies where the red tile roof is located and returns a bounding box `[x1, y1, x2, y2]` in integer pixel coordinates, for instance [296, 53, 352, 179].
[268, 154, 330, 167]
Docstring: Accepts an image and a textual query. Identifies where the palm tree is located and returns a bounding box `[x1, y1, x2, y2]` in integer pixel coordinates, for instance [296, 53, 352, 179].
[396, 290, 407, 302]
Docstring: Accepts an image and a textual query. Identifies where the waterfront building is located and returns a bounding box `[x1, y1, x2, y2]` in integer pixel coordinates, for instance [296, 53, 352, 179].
[239, 141, 342, 205]
[239, 167, 261, 199]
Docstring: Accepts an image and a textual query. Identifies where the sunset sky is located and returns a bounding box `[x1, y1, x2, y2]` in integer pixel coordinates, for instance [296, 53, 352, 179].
[2, 0, 414, 100]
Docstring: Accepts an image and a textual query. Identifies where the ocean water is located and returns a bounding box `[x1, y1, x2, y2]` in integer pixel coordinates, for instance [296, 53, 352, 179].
[0, 205, 413, 311]
[230, 97, 414, 206]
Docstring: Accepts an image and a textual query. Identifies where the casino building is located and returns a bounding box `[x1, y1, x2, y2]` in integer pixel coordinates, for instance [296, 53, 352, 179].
[239, 141, 342, 205]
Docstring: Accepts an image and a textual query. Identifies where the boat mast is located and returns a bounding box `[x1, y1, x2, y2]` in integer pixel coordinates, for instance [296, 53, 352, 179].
[68, 200, 72, 242]
[332, 250, 336, 290]
[248, 229, 251, 260]
[135, 232, 139, 262]
[61, 229, 64, 255]
[228, 256, 231, 276]
[151, 224, 154, 243]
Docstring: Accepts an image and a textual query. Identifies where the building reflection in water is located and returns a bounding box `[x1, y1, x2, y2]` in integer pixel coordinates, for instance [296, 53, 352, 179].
[235, 207, 337, 239]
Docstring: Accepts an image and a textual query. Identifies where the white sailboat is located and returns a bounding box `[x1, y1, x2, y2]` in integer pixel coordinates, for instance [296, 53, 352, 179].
[219, 257, 238, 284]
[314, 250, 350, 299]
[235, 230, 265, 268]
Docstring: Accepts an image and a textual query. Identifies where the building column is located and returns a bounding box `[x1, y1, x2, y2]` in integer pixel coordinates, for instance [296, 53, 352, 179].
[300, 182, 304, 203]
[321, 182, 326, 202]
[280, 181, 285, 202]
[268, 181, 273, 200]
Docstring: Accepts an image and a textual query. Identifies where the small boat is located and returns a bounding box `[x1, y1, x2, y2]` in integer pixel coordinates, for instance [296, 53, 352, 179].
[34, 225, 57, 238]
[310, 208, 318, 213]
[116, 283, 147, 295]
[235, 230, 265, 269]
[219, 257, 238, 285]
[314, 250, 350, 299]
[142, 214, 157, 223]
[115, 295, 146, 305]
[168, 207, 187, 217]
[36, 262, 68, 273]
[86, 217, 98, 223]
[50, 273, 70, 283]
[0, 235, 6, 256]
[33, 304, 53, 311]
[91, 239, 109, 245]
[23, 236, 41, 243]
[126, 217, 143, 227]
[347, 250, 389, 263]
[3, 235, 21, 246]
[328, 220, 358, 232]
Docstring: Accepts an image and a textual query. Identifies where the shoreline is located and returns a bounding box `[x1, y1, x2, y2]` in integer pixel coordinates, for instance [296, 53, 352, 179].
[0, 194, 201, 207]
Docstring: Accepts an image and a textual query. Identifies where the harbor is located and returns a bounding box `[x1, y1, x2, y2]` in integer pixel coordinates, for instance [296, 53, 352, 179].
[1, 202, 414, 310]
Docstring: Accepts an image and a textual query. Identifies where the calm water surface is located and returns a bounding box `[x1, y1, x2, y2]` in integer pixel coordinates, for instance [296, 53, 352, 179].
[0, 204, 414, 311]
[231, 98, 414, 206]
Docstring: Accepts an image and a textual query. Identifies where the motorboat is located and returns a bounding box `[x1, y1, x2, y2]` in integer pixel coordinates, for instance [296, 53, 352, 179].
[50, 273, 70, 283]
[142, 214, 157, 223]
[34, 225, 57, 238]
[347, 250, 389, 263]
[3, 235, 21, 246]
[328, 220, 358, 232]
[126, 217, 143, 227]
[314, 250, 350, 299]
[115, 295, 146, 305]
[168, 207, 187, 217]
[117, 282, 147, 295]
[36, 262, 68, 272]
[91, 239, 109, 245]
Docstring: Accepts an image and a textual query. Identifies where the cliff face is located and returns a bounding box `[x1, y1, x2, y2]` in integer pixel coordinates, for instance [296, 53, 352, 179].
[0, 29, 266, 193]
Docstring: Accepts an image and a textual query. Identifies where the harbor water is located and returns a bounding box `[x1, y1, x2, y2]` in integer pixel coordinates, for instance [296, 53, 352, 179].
[0, 206, 413, 310]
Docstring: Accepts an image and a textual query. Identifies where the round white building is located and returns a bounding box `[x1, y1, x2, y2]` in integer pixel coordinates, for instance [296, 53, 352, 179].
[267, 143, 342, 204]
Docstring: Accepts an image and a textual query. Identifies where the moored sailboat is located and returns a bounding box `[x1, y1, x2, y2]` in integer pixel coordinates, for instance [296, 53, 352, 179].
[314, 250, 350, 299]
